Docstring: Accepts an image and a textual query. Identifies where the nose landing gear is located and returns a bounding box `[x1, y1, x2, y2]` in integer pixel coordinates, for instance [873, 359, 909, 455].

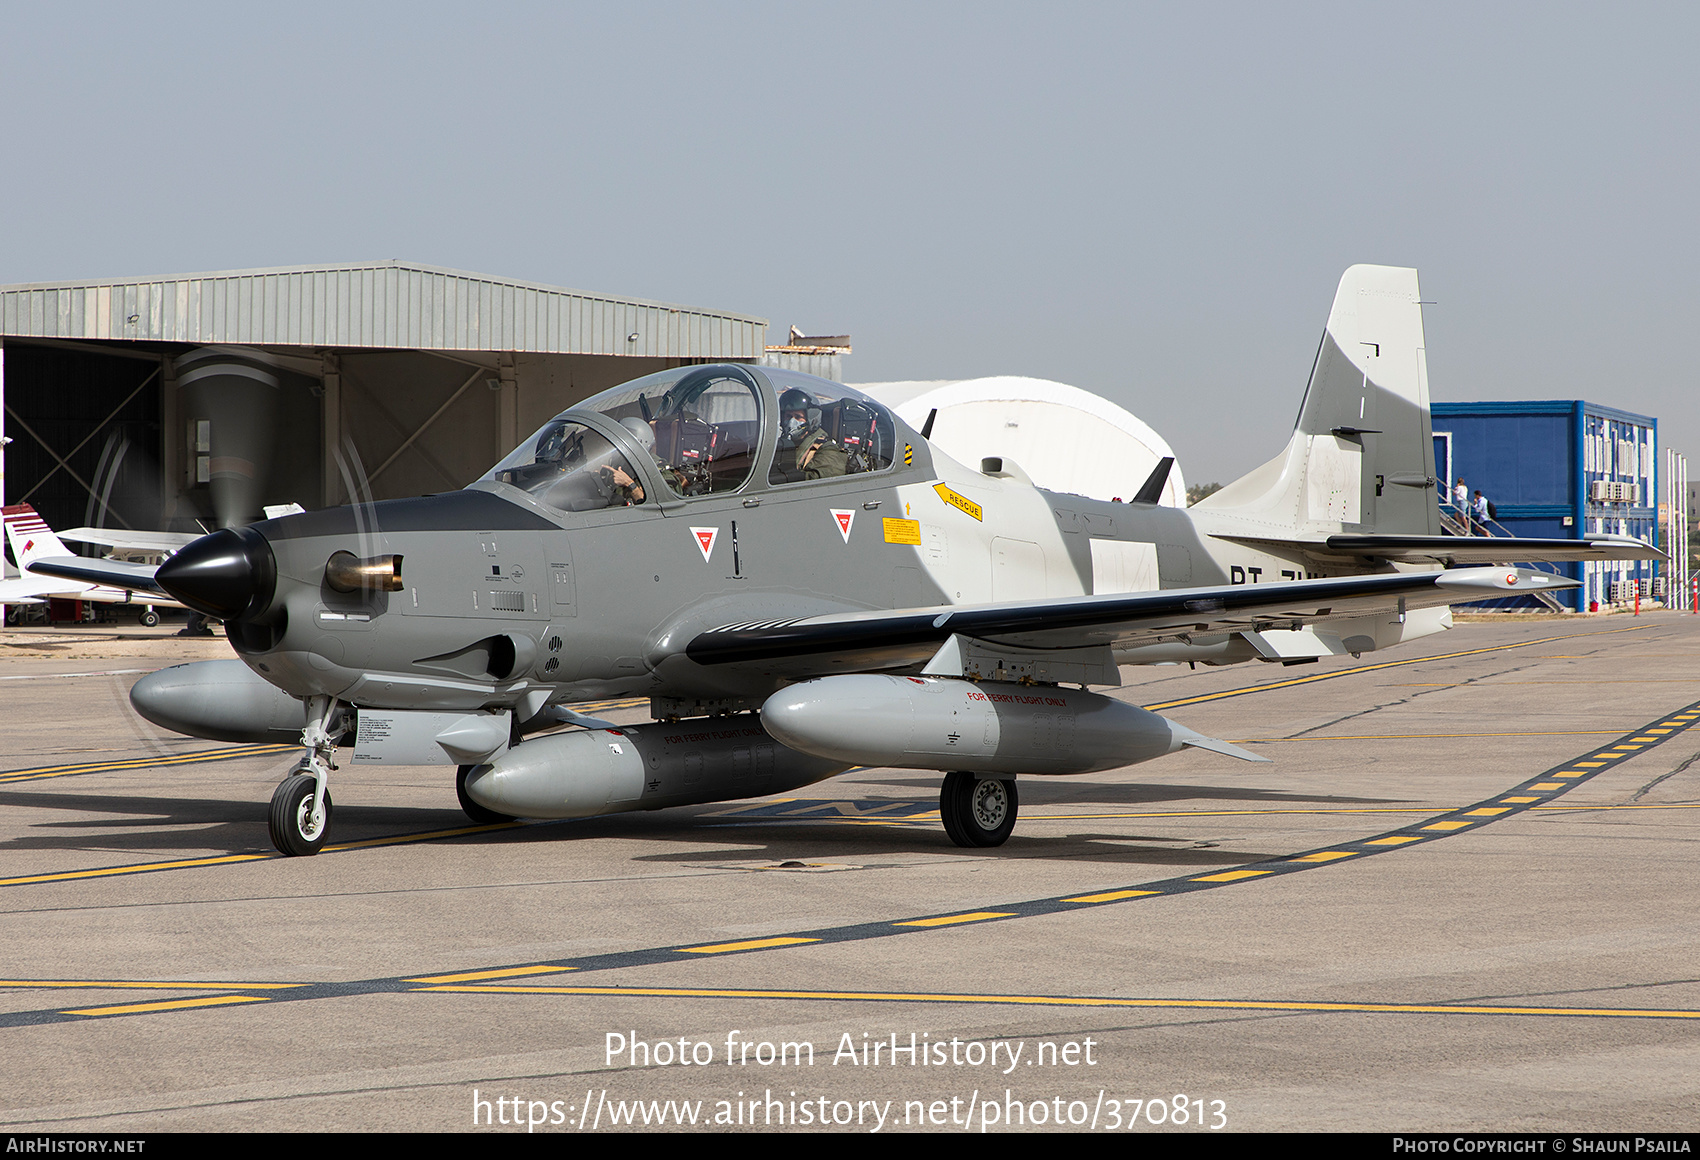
[269, 695, 344, 856]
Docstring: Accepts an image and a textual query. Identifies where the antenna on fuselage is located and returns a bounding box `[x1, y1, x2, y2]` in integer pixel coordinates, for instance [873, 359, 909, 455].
[920, 408, 937, 439]
[1131, 456, 1174, 505]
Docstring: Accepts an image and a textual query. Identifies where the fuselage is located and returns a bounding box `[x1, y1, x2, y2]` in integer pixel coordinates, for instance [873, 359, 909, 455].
[152, 365, 1414, 721]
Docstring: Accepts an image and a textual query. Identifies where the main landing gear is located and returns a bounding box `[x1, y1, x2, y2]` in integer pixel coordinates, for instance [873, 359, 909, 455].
[269, 695, 342, 856]
[939, 771, 1018, 847]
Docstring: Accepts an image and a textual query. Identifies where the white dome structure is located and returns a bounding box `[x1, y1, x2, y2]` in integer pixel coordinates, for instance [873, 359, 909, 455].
[853, 376, 1186, 507]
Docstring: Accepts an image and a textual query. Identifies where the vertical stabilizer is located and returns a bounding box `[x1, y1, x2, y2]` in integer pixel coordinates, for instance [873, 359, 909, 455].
[3, 504, 73, 573]
[1195, 265, 1439, 537]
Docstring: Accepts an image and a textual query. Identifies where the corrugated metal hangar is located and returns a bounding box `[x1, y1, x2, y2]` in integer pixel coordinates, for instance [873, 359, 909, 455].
[0, 262, 768, 534]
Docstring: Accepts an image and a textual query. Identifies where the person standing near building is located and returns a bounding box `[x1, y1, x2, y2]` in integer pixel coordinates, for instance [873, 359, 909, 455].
[1453, 478, 1470, 530]
[1474, 489, 1491, 533]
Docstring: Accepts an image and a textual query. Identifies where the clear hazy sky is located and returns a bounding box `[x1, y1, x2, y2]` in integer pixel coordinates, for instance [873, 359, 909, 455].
[3, 2, 1694, 485]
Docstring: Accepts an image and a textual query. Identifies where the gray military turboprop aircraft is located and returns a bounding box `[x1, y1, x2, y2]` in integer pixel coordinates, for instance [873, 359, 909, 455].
[32, 265, 1655, 856]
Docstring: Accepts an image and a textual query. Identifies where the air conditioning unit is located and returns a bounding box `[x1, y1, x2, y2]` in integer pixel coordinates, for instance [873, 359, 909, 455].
[1591, 480, 1638, 503]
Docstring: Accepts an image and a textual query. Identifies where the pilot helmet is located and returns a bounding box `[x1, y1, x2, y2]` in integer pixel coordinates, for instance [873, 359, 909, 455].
[619, 416, 657, 453]
[779, 387, 814, 439]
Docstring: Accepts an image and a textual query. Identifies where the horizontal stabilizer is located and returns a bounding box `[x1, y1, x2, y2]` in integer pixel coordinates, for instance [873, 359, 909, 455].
[1322, 533, 1662, 564]
[1210, 532, 1661, 565]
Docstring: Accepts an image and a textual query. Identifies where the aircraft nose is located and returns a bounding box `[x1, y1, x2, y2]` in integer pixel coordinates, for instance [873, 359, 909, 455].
[155, 526, 278, 620]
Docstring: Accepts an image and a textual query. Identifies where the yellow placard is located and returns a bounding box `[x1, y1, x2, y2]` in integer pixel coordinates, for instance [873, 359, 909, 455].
[882, 518, 923, 545]
[933, 483, 983, 521]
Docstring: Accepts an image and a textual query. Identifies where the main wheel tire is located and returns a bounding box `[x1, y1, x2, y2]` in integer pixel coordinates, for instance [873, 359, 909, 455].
[268, 773, 331, 856]
[457, 764, 514, 824]
[939, 771, 1018, 847]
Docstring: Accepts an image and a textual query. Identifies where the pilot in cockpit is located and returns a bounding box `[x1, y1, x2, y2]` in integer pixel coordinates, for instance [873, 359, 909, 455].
[771, 387, 847, 483]
[605, 417, 686, 503]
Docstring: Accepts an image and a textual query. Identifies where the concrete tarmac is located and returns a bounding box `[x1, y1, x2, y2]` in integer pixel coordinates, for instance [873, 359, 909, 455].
[0, 613, 1695, 1133]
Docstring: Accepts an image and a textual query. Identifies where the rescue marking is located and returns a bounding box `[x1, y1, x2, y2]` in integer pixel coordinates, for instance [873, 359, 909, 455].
[829, 508, 855, 542]
[932, 483, 983, 521]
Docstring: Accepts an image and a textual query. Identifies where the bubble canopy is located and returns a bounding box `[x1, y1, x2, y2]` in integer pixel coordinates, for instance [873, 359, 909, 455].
[483, 365, 900, 510]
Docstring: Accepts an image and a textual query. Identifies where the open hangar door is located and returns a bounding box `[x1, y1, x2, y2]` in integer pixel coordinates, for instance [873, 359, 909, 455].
[1, 262, 770, 534]
[1, 340, 167, 537]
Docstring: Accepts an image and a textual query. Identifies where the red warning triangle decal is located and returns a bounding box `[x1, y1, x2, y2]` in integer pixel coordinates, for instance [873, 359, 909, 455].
[830, 509, 854, 543]
[690, 526, 718, 562]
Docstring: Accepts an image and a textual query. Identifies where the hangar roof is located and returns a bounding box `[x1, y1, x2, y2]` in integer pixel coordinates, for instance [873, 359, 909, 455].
[0, 261, 767, 360]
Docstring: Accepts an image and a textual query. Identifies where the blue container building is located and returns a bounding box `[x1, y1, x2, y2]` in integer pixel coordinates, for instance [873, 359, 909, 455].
[1430, 401, 1658, 612]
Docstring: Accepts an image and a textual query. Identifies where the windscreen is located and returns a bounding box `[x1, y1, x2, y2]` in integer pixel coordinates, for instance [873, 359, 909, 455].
[483, 420, 651, 511]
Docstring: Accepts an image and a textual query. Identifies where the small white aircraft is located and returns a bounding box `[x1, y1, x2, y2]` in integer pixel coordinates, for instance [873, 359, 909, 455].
[1, 504, 189, 625]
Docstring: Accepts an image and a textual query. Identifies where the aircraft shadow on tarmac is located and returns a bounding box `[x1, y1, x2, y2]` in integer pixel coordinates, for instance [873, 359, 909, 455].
[0, 774, 1412, 863]
[852, 774, 1406, 809]
[625, 830, 1295, 868]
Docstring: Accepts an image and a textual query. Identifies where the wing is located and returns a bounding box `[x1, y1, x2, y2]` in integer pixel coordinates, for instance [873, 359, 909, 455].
[25, 556, 168, 596]
[57, 527, 199, 553]
[683, 566, 1575, 675]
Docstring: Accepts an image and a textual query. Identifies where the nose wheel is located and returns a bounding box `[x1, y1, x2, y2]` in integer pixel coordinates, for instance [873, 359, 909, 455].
[940, 771, 1018, 847]
[269, 773, 332, 856]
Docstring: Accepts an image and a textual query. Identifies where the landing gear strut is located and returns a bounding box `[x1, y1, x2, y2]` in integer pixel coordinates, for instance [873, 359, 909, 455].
[269, 695, 342, 856]
[940, 771, 1018, 847]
